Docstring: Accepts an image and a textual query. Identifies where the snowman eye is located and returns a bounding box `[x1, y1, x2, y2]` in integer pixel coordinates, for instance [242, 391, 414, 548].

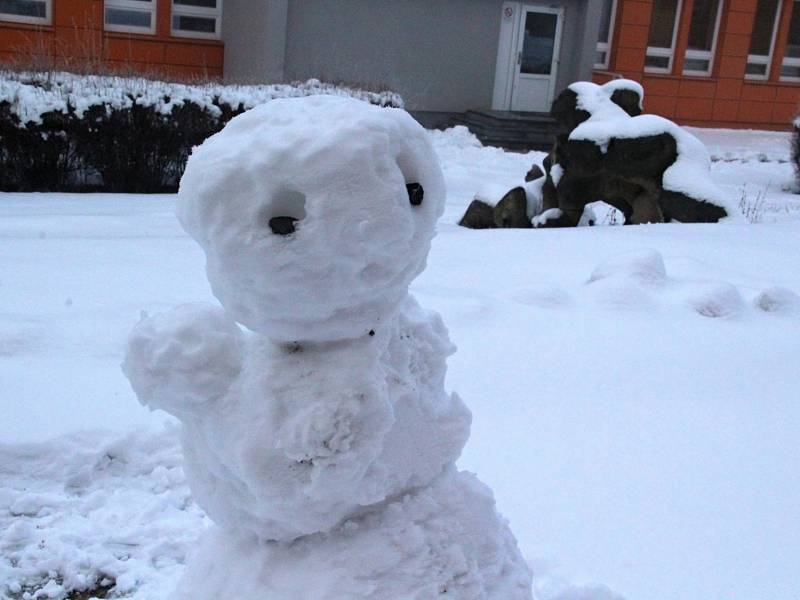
[269, 216, 298, 235]
[264, 190, 306, 235]
[406, 183, 424, 206]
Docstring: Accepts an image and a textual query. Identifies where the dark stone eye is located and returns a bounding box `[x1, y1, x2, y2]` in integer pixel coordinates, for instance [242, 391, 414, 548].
[406, 183, 424, 206]
[269, 216, 298, 235]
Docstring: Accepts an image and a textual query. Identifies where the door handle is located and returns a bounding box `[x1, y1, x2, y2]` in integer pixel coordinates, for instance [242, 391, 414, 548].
[517, 51, 521, 65]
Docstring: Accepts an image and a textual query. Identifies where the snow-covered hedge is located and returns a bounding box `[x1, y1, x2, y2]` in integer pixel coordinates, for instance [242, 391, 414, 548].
[0, 71, 403, 192]
[792, 115, 800, 189]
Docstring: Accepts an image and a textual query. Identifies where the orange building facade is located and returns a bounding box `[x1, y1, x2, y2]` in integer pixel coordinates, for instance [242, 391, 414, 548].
[0, 0, 223, 79]
[594, 0, 800, 129]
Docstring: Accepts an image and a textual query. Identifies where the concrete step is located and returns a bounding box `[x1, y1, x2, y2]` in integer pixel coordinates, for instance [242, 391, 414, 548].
[449, 110, 556, 152]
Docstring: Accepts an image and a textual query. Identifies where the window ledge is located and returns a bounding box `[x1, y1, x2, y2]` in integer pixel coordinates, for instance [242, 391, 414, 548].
[0, 20, 53, 31]
[105, 31, 223, 46]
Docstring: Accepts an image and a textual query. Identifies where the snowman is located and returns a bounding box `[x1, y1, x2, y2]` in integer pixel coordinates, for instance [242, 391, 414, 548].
[123, 95, 532, 599]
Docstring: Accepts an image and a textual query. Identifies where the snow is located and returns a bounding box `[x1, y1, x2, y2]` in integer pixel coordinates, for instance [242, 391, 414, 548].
[2, 123, 800, 600]
[0, 71, 402, 125]
[120, 96, 530, 597]
[177, 96, 444, 342]
[177, 469, 531, 600]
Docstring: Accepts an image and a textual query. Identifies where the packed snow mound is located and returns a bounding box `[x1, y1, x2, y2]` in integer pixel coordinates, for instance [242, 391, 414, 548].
[122, 303, 244, 415]
[581, 248, 800, 322]
[178, 95, 446, 342]
[685, 282, 745, 318]
[753, 286, 800, 314]
[148, 298, 471, 541]
[588, 249, 667, 284]
[176, 469, 532, 600]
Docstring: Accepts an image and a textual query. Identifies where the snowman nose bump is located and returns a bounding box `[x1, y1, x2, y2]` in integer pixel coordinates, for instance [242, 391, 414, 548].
[406, 183, 424, 206]
[269, 216, 298, 235]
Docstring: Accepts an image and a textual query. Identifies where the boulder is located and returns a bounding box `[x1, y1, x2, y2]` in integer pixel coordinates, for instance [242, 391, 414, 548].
[493, 187, 531, 228]
[459, 80, 731, 229]
[525, 164, 544, 182]
[459, 187, 532, 230]
[459, 200, 496, 229]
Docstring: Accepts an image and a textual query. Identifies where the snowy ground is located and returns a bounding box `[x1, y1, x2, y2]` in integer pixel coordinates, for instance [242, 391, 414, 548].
[2, 126, 800, 600]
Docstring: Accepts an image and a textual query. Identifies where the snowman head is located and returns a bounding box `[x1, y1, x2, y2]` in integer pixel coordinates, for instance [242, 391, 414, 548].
[178, 95, 445, 342]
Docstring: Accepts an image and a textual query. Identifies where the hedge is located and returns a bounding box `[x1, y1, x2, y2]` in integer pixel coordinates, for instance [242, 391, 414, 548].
[0, 72, 403, 193]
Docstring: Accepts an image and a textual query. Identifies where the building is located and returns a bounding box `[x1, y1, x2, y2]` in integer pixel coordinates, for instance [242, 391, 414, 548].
[1, 1, 798, 131]
[594, 0, 800, 129]
[0, 0, 225, 79]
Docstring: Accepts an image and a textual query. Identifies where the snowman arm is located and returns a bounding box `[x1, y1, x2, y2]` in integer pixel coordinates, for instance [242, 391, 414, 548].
[122, 303, 244, 418]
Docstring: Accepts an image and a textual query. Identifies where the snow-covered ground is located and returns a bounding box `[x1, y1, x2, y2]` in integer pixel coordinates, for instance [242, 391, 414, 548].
[2, 126, 799, 600]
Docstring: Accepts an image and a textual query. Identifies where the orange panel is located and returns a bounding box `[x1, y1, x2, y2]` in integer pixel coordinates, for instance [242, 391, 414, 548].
[737, 100, 779, 123]
[615, 47, 646, 71]
[715, 78, 744, 99]
[0, 28, 54, 53]
[678, 79, 717, 98]
[717, 54, 747, 78]
[727, 0, 758, 13]
[740, 83, 777, 102]
[618, 24, 649, 49]
[771, 102, 797, 124]
[712, 99, 741, 121]
[641, 76, 681, 96]
[620, 1, 652, 26]
[164, 41, 223, 68]
[720, 33, 751, 58]
[775, 86, 800, 103]
[592, 72, 615, 84]
[54, 0, 99, 30]
[675, 97, 714, 120]
[644, 95, 678, 118]
[105, 37, 165, 64]
[723, 10, 755, 35]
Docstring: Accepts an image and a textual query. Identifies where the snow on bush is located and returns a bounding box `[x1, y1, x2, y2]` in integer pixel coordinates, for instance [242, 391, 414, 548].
[0, 71, 403, 125]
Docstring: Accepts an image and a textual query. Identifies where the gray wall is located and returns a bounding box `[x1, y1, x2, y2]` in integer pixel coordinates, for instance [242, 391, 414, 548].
[223, 0, 287, 83]
[284, 0, 504, 112]
[225, 0, 601, 113]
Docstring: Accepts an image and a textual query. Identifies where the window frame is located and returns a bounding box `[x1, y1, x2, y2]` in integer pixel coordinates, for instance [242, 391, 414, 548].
[170, 0, 222, 40]
[746, 0, 784, 80]
[781, 0, 800, 81]
[594, 0, 619, 69]
[0, 0, 51, 26]
[682, 0, 724, 76]
[645, 0, 684, 74]
[104, 0, 158, 35]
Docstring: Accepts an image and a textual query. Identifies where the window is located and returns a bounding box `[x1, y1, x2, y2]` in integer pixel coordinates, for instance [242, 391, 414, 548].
[645, 0, 683, 73]
[171, 0, 221, 39]
[747, 0, 782, 79]
[781, 0, 800, 80]
[683, 0, 723, 75]
[104, 0, 157, 34]
[0, 0, 51, 25]
[595, 0, 618, 69]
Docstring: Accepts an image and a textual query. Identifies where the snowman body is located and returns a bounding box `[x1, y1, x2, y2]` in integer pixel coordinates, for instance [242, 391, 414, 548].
[123, 96, 532, 599]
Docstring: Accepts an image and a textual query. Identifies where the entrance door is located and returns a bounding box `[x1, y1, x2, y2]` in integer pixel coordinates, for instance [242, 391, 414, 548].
[510, 6, 563, 112]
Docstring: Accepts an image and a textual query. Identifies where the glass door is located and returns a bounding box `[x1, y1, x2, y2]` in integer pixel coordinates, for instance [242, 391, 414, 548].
[511, 6, 563, 112]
